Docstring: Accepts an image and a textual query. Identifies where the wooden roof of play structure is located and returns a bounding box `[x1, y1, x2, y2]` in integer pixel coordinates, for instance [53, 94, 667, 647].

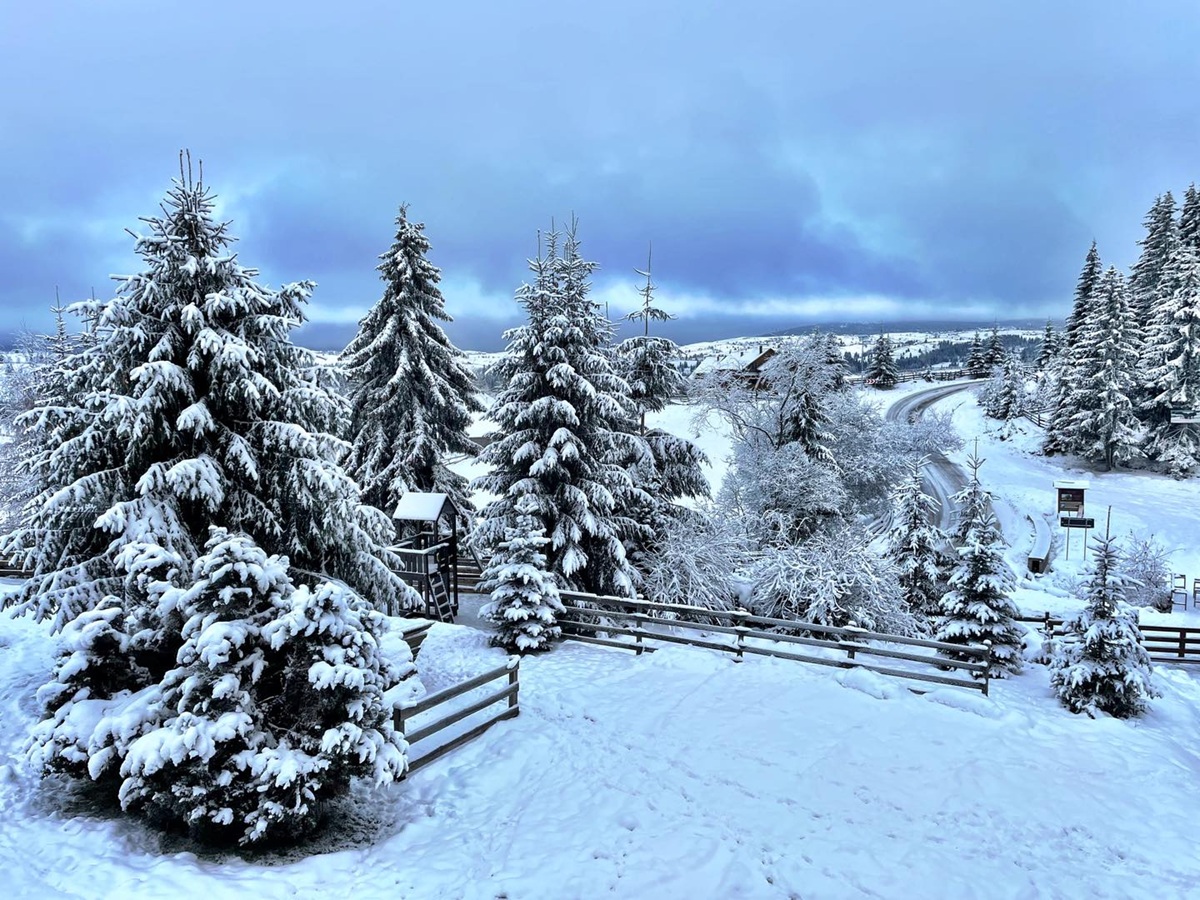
[393, 492, 458, 523]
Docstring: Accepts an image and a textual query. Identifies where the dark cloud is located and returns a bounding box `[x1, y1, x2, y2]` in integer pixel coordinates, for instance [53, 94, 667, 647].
[4, 1, 1200, 345]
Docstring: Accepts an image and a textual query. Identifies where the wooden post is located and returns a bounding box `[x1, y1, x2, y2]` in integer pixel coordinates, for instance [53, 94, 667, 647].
[734, 609, 747, 662]
[1179, 629, 1187, 661]
[982, 640, 993, 697]
[508, 659, 520, 713]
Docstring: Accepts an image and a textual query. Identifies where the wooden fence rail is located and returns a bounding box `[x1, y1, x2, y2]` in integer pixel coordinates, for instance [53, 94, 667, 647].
[394, 658, 520, 775]
[1018, 612, 1200, 665]
[557, 592, 993, 695]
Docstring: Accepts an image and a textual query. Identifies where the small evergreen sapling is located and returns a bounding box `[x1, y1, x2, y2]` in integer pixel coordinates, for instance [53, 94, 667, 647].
[479, 497, 565, 653]
[935, 511, 1024, 679]
[886, 457, 948, 619]
[1050, 527, 1157, 718]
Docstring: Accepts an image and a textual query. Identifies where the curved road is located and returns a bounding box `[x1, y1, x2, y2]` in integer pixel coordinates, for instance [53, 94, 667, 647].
[884, 381, 981, 532]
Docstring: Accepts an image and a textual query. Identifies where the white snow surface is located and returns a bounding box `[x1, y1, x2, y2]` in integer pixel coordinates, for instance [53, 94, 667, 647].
[4, 582, 1200, 898]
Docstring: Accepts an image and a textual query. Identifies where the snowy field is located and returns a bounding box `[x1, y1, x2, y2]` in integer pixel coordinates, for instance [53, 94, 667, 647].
[4, 596, 1200, 899]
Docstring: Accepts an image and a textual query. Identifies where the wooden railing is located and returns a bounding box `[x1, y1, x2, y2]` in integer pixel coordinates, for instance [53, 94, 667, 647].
[1018, 612, 1200, 665]
[394, 658, 521, 775]
[558, 592, 993, 695]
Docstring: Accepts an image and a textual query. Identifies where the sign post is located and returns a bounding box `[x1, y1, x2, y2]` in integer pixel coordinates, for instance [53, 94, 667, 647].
[1054, 480, 1090, 560]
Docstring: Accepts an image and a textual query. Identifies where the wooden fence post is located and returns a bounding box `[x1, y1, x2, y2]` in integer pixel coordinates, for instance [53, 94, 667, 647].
[508, 658, 520, 713]
[1179, 630, 1187, 661]
[982, 640, 993, 697]
[734, 609, 747, 661]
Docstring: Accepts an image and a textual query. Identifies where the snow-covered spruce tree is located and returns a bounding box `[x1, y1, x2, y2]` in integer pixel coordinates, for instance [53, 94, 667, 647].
[950, 445, 991, 547]
[1050, 529, 1157, 717]
[1128, 192, 1177, 341]
[981, 353, 1027, 433]
[886, 457, 948, 620]
[983, 324, 1005, 369]
[6, 161, 414, 843]
[935, 510, 1023, 678]
[821, 331, 850, 391]
[474, 221, 647, 597]
[613, 248, 709, 574]
[117, 530, 410, 844]
[615, 246, 681, 436]
[966, 332, 986, 376]
[1141, 244, 1200, 472]
[478, 495, 565, 653]
[865, 332, 898, 388]
[1044, 242, 1102, 455]
[1064, 267, 1141, 470]
[340, 204, 483, 519]
[1034, 320, 1059, 371]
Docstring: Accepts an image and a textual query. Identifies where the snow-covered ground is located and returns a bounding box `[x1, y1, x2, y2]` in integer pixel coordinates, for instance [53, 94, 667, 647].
[4, 594, 1200, 899]
[9, 372, 1200, 898]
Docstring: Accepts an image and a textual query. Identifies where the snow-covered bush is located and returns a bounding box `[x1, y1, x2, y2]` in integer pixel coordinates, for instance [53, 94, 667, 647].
[640, 510, 750, 613]
[719, 439, 845, 545]
[479, 497, 565, 653]
[1115, 533, 1173, 611]
[1050, 533, 1158, 718]
[935, 512, 1024, 679]
[747, 528, 918, 636]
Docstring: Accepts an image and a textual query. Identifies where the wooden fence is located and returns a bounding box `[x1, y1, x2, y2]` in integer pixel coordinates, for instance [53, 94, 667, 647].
[557, 592, 993, 695]
[1019, 612, 1200, 665]
[394, 658, 520, 775]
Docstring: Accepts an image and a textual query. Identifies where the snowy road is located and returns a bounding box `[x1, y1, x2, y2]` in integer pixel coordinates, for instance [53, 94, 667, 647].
[884, 381, 980, 531]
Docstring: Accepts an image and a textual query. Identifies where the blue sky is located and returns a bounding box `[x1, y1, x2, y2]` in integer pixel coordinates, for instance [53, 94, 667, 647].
[2, 1, 1198, 349]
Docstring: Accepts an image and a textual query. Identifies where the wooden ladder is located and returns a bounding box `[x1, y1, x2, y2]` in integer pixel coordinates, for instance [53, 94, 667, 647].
[428, 568, 456, 623]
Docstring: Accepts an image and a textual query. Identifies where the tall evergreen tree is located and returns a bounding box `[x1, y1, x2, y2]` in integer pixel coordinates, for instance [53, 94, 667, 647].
[1050, 526, 1157, 718]
[4, 160, 413, 843]
[1141, 244, 1200, 472]
[886, 457, 948, 620]
[613, 248, 709, 574]
[865, 332, 898, 388]
[1064, 267, 1140, 470]
[1178, 183, 1200, 252]
[1045, 242, 1103, 455]
[983, 324, 1005, 369]
[966, 332, 986, 376]
[935, 510, 1024, 679]
[341, 205, 483, 519]
[474, 221, 648, 597]
[1034, 320, 1059, 371]
[1128, 192, 1178, 333]
[479, 495, 565, 653]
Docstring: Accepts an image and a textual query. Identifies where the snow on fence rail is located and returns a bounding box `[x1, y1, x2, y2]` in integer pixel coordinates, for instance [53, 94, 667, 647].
[394, 658, 521, 775]
[1019, 613, 1200, 665]
[557, 591, 993, 695]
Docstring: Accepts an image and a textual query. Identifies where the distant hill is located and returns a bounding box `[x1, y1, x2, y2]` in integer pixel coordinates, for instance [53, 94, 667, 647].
[771, 317, 1055, 337]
